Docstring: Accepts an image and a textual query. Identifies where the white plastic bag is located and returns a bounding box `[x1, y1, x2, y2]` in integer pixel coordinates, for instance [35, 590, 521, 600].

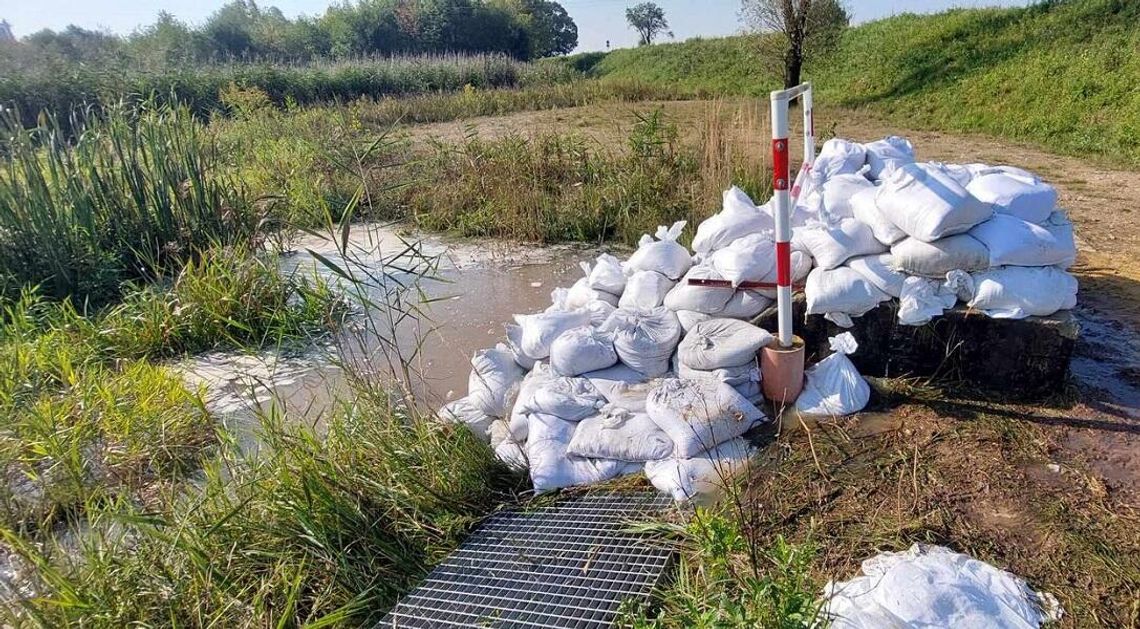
[566, 262, 621, 310]
[566, 405, 674, 462]
[600, 306, 683, 377]
[890, 234, 990, 277]
[795, 333, 869, 416]
[692, 186, 774, 254]
[720, 290, 774, 319]
[644, 438, 754, 503]
[646, 378, 765, 458]
[513, 309, 592, 360]
[875, 163, 993, 242]
[822, 544, 1061, 629]
[966, 171, 1056, 224]
[489, 420, 528, 469]
[822, 173, 876, 219]
[1043, 210, 1076, 269]
[844, 253, 907, 298]
[804, 267, 890, 328]
[438, 396, 495, 442]
[468, 344, 525, 418]
[549, 326, 618, 376]
[587, 253, 627, 295]
[968, 213, 1076, 268]
[677, 318, 773, 370]
[794, 218, 886, 270]
[676, 359, 759, 388]
[709, 232, 777, 287]
[967, 266, 1078, 319]
[863, 136, 915, 180]
[583, 363, 653, 412]
[663, 265, 735, 314]
[850, 187, 907, 245]
[625, 221, 692, 280]
[508, 363, 557, 441]
[814, 138, 867, 181]
[619, 270, 676, 309]
[931, 161, 977, 187]
[675, 310, 714, 333]
[581, 300, 616, 327]
[526, 413, 635, 492]
[897, 276, 959, 326]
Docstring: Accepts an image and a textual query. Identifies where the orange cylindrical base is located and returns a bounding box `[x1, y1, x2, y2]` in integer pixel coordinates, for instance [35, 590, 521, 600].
[760, 336, 805, 405]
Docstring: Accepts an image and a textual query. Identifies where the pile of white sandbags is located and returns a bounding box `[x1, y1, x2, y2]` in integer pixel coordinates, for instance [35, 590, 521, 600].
[784, 136, 1078, 326]
[440, 221, 781, 501]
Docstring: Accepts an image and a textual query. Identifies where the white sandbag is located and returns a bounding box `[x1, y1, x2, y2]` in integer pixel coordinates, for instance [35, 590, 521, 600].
[581, 300, 616, 327]
[549, 326, 618, 376]
[526, 413, 635, 492]
[587, 253, 627, 295]
[804, 267, 890, 328]
[931, 162, 977, 187]
[890, 234, 990, 277]
[438, 396, 495, 442]
[897, 276, 958, 326]
[675, 310, 713, 333]
[644, 438, 754, 503]
[968, 213, 1076, 268]
[792, 179, 826, 227]
[566, 405, 674, 462]
[876, 162, 993, 242]
[822, 544, 1062, 629]
[967, 266, 1078, 319]
[566, 263, 621, 310]
[663, 265, 735, 314]
[794, 218, 886, 270]
[795, 332, 869, 416]
[720, 290, 774, 319]
[709, 232, 776, 287]
[600, 306, 683, 377]
[503, 323, 536, 370]
[822, 174, 875, 219]
[734, 379, 763, 402]
[517, 375, 607, 421]
[513, 309, 592, 360]
[468, 344, 525, 418]
[546, 287, 571, 312]
[966, 163, 1037, 180]
[692, 186, 774, 254]
[814, 138, 867, 181]
[844, 253, 907, 298]
[508, 363, 557, 441]
[646, 378, 765, 458]
[583, 363, 653, 412]
[677, 360, 759, 387]
[625, 221, 692, 280]
[619, 270, 676, 309]
[489, 420, 527, 469]
[850, 187, 907, 245]
[863, 136, 915, 180]
[966, 171, 1056, 224]
[678, 319, 773, 371]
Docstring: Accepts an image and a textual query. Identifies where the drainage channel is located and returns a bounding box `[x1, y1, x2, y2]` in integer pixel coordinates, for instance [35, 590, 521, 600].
[380, 491, 678, 628]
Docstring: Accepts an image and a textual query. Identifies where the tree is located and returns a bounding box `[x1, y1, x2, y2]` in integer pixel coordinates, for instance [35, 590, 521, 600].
[0, 20, 14, 44]
[625, 2, 671, 46]
[521, 0, 577, 57]
[741, 0, 849, 88]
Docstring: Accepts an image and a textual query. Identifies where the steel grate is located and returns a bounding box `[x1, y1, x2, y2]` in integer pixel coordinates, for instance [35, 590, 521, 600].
[380, 491, 677, 628]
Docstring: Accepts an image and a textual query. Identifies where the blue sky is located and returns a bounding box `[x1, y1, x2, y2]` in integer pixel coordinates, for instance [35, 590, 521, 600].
[3, 0, 1032, 52]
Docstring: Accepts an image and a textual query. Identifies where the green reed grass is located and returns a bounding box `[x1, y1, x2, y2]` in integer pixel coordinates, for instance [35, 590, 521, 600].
[0, 103, 260, 305]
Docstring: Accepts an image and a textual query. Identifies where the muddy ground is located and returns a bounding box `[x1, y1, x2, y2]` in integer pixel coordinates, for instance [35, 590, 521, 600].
[406, 100, 1140, 624]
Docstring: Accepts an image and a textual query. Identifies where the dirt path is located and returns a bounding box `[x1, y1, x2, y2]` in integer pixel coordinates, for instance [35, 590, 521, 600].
[403, 100, 1140, 505]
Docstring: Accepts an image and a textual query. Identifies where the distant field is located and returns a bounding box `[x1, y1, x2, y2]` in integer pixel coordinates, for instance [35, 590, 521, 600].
[583, 0, 1140, 165]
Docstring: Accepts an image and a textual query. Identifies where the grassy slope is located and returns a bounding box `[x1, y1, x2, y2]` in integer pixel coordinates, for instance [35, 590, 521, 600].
[588, 0, 1140, 164]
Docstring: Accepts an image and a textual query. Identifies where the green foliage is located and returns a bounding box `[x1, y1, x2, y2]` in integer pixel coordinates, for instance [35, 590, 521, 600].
[626, 2, 672, 46]
[4, 387, 522, 626]
[590, 0, 1140, 164]
[0, 103, 261, 305]
[626, 509, 824, 628]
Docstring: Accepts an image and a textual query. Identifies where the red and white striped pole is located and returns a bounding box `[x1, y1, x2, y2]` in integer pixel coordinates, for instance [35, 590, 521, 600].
[770, 82, 813, 348]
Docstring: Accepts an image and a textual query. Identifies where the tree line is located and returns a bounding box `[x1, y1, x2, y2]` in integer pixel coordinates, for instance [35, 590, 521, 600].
[0, 0, 578, 67]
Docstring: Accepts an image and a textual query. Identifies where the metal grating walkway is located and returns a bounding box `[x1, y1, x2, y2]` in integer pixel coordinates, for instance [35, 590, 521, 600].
[381, 491, 676, 628]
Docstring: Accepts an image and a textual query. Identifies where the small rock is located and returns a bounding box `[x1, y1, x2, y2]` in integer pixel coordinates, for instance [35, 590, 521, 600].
[1046, 463, 1061, 473]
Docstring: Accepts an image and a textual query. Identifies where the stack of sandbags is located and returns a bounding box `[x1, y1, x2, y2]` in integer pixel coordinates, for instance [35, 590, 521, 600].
[675, 319, 772, 402]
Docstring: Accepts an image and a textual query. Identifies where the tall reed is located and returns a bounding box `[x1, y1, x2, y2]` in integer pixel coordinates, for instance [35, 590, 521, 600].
[0, 103, 260, 304]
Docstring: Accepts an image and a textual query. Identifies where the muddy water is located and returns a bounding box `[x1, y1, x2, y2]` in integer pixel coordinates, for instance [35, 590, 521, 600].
[177, 224, 605, 443]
